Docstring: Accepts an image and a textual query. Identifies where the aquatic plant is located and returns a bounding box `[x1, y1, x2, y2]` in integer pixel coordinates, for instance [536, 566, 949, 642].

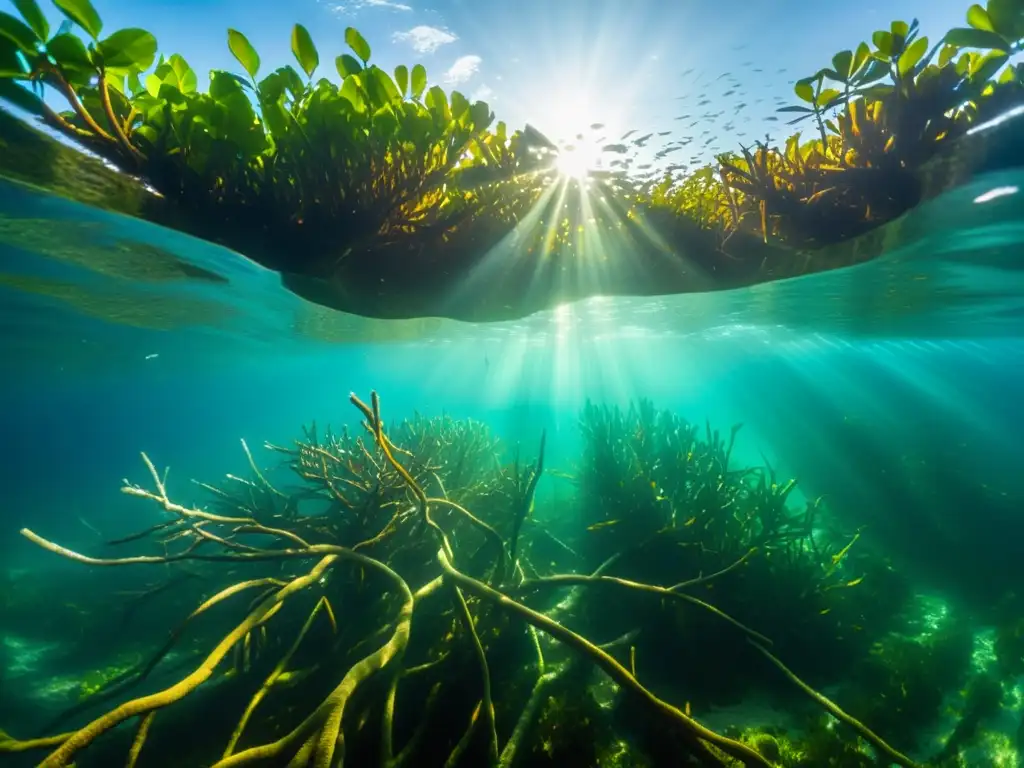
[2, 0, 1021, 321]
[710, 7, 1024, 247]
[0, 392, 938, 768]
[567, 399, 916, 708]
[0, 0, 553, 277]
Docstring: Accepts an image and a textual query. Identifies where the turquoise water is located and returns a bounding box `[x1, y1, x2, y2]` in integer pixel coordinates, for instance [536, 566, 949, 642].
[2, 168, 1024, 765]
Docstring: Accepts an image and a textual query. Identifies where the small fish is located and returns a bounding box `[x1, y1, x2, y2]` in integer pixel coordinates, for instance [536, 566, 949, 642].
[587, 519, 621, 532]
[144, 353, 159, 360]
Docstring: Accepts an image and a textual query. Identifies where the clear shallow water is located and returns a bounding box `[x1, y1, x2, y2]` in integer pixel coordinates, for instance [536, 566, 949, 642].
[1, 166, 1021, 569]
[1, 166, 1023, 389]
[1, 167, 1024, 765]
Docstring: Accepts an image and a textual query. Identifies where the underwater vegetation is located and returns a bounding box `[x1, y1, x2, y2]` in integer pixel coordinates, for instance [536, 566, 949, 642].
[0, 393, 1020, 767]
[1, 0, 1023, 320]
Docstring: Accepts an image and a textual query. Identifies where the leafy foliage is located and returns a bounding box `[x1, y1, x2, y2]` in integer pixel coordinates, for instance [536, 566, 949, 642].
[570, 400, 913, 704]
[0, 0, 558, 275]
[0, 0, 1021, 285]
[648, 4, 1024, 249]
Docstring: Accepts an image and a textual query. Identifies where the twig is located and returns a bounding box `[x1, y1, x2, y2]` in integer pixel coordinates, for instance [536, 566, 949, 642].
[748, 640, 922, 768]
[517, 571, 771, 646]
[223, 597, 334, 757]
[437, 548, 771, 767]
[34, 556, 338, 767]
[508, 430, 546, 572]
[125, 712, 154, 768]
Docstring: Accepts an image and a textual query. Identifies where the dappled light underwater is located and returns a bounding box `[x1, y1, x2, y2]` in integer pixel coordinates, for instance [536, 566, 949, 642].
[1, 328, 1024, 768]
[2, 0, 1024, 765]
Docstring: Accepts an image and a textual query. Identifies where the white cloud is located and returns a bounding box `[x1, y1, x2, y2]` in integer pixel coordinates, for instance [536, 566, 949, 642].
[392, 25, 458, 54]
[471, 84, 495, 102]
[328, 0, 413, 13]
[444, 55, 481, 85]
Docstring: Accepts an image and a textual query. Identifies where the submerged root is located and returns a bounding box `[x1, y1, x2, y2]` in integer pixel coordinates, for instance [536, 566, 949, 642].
[2, 389, 927, 768]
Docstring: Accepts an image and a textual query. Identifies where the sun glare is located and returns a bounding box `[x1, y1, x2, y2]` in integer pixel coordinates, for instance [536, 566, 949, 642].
[528, 90, 608, 180]
[555, 143, 600, 179]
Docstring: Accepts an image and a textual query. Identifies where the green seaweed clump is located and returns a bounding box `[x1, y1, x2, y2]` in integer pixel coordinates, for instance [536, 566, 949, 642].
[0, 393, 997, 768]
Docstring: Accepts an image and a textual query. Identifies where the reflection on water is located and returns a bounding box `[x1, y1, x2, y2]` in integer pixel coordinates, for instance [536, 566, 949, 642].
[1, 159, 1023, 768]
[0, 165, 1022, 386]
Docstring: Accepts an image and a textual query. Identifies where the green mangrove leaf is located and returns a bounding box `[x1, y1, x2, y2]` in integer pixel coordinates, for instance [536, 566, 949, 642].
[0, 11, 38, 52]
[291, 23, 318, 78]
[872, 30, 893, 57]
[345, 27, 370, 63]
[394, 64, 408, 96]
[168, 54, 197, 93]
[986, 0, 1024, 40]
[339, 74, 365, 111]
[133, 123, 159, 144]
[855, 83, 895, 101]
[258, 66, 304, 103]
[998, 62, 1017, 82]
[126, 67, 142, 95]
[215, 71, 254, 92]
[891, 20, 910, 38]
[425, 84, 448, 119]
[282, 65, 304, 99]
[104, 69, 124, 93]
[258, 69, 285, 102]
[0, 76, 44, 112]
[793, 80, 815, 103]
[373, 107, 398, 137]
[831, 50, 853, 79]
[897, 35, 928, 76]
[970, 49, 1009, 81]
[0, 35, 29, 77]
[470, 99, 492, 130]
[944, 27, 1009, 50]
[853, 58, 889, 84]
[449, 89, 469, 119]
[955, 51, 972, 75]
[261, 98, 289, 139]
[967, 3, 995, 30]
[98, 28, 156, 70]
[817, 88, 841, 107]
[47, 32, 91, 68]
[143, 72, 162, 97]
[210, 68, 245, 98]
[336, 53, 361, 78]
[411, 62, 426, 99]
[938, 42, 959, 67]
[227, 29, 260, 78]
[365, 65, 399, 107]
[12, 0, 47, 41]
[52, 0, 102, 40]
[156, 81, 184, 105]
[852, 41, 871, 74]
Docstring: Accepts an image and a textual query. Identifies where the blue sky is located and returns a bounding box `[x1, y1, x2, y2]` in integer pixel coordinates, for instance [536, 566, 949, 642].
[12, 0, 973, 168]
